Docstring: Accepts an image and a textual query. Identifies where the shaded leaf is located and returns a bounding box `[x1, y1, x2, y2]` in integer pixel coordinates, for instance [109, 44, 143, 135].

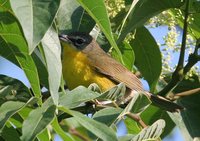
[130, 26, 162, 92]
[41, 26, 62, 105]
[1, 123, 21, 141]
[177, 91, 200, 137]
[56, 0, 95, 33]
[31, 49, 49, 88]
[173, 73, 200, 138]
[10, 0, 61, 53]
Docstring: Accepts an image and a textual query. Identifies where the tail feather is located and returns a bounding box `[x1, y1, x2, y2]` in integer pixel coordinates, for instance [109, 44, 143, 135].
[150, 94, 184, 112]
[124, 89, 183, 112]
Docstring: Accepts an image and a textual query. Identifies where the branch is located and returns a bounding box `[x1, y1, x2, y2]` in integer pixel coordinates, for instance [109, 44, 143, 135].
[158, 0, 190, 97]
[126, 112, 147, 128]
[183, 39, 200, 74]
[171, 88, 200, 100]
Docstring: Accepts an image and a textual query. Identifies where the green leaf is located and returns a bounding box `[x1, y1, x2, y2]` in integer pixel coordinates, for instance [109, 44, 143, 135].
[10, 0, 61, 53]
[173, 75, 200, 138]
[52, 118, 75, 141]
[111, 40, 135, 71]
[130, 26, 162, 92]
[31, 50, 49, 88]
[37, 129, 51, 141]
[56, 0, 95, 33]
[93, 107, 122, 126]
[124, 117, 140, 134]
[77, 0, 123, 62]
[1, 123, 21, 141]
[0, 2, 41, 103]
[21, 99, 56, 141]
[0, 98, 35, 131]
[59, 86, 100, 109]
[131, 119, 165, 141]
[41, 26, 62, 105]
[173, 74, 200, 138]
[118, 0, 184, 42]
[58, 106, 118, 141]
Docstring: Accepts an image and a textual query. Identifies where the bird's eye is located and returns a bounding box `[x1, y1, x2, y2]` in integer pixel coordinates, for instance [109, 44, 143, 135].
[75, 38, 85, 45]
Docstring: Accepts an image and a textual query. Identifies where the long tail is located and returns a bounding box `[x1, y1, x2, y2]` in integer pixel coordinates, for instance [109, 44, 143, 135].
[149, 93, 183, 112]
[124, 90, 183, 112]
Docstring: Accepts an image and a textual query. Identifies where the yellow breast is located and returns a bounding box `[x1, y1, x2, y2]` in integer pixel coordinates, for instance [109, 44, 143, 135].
[62, 43, 115, 92]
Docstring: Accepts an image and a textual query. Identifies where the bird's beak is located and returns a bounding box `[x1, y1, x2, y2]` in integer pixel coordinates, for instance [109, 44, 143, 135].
[59, 34, 71, 43]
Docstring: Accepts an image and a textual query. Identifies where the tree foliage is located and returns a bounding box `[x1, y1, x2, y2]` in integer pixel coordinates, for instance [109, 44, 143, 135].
[0, 0, 200, 141]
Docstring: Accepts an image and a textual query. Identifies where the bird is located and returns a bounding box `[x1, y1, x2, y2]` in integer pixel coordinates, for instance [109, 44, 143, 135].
[59, 32, 183, 112]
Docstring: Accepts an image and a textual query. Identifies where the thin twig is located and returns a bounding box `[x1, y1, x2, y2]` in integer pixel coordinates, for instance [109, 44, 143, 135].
[174, 88, 200, 99]
[69, 128, 91, 141]
[126, 112, 147, 128]
[167, 88, 200, 100]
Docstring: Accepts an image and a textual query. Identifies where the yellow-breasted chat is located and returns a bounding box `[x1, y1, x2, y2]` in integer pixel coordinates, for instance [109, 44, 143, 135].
[59, 32, 183, 112]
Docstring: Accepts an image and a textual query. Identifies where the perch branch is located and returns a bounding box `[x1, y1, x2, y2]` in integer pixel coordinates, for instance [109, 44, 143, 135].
[158, 0, 190, 97]
[126, 112, 147, 128]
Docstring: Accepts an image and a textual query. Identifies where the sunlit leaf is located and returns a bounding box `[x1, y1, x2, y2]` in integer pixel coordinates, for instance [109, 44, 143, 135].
[10, 0, 61, 53]
[58, 106, 118, 141]
[131, 119, 165, 141]
[52, 118, 75, 141]
[59, 86, 100, 109]
[41, 26, 62, 105]
[0, 1, 41, 102]
[21, 98, 56, 141]
[0, 98, 35, 131]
